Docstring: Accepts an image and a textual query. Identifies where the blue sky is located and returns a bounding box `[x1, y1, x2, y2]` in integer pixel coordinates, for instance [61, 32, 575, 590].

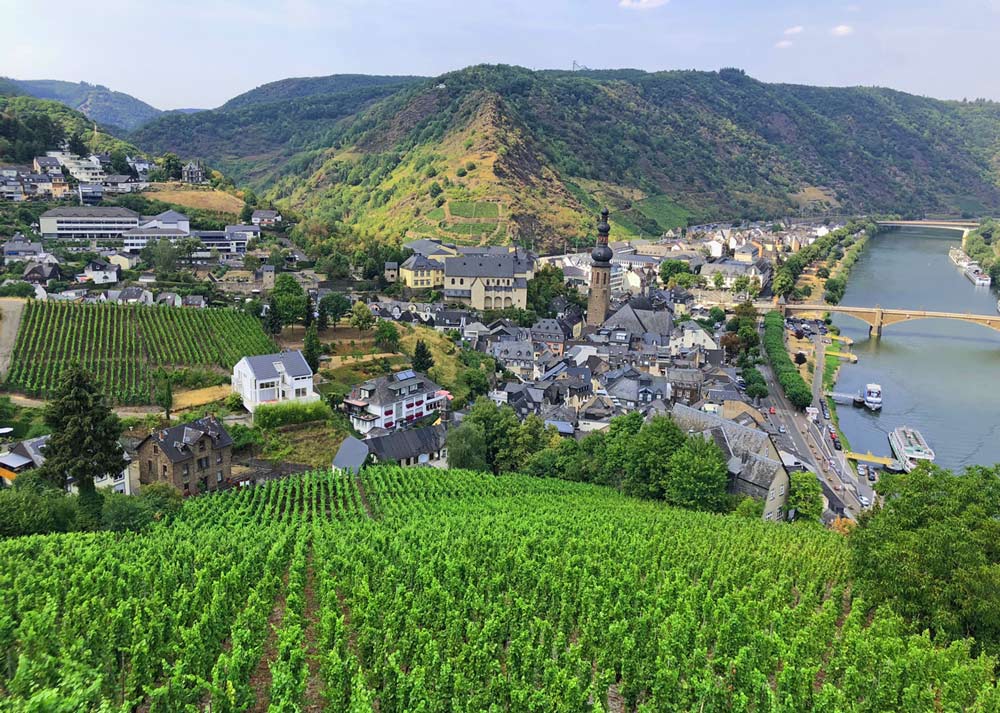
[3, 0, 999, 109]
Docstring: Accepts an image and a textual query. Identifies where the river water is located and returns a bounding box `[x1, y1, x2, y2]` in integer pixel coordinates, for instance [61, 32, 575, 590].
[830, 226, 1000, 471]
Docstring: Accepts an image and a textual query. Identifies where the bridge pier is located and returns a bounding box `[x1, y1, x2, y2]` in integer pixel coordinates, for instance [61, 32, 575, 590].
[872, 307, 883, 339]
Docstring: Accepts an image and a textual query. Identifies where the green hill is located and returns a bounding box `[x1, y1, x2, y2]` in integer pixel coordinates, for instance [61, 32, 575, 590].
[129, 65, 1000, 252]
[2, 466, 998, 710]
[219, 73, 424, 110]
[0, 77, 162, 131]
[0, 93, 139, 163]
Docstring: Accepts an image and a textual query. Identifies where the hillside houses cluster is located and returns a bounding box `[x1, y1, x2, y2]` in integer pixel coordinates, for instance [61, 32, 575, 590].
[0, 151, 156, 203]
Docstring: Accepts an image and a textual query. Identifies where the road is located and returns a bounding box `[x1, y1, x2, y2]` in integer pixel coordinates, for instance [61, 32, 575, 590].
[755, 319, 870, 518]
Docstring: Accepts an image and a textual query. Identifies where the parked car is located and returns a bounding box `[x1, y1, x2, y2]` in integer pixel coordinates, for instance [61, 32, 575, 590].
[769, 406, 776, 414]
[778, 425, 787, 434]
[859, 494, 871, 507]
[833, 440, 843, 451]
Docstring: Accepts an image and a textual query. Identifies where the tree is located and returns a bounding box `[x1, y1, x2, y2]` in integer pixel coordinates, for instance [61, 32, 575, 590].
[154, 370, 173, 420]
[160, 153, 183, 180]
[320, 293, 351, 330]
[772, 269, 795, 298]
[303, 295, 314, 328]
[732, 275, 751, 297]
[349, 302, 374, 331]
[374, 320, 400, 352]
[659, 259, 691, 285]
[412, 339, 434, 372]
[850, 464, 1000, 653]
[263, 297, 283, 336]
[141, 238, 178, 274]
[428, 182, 443, 198]
[787, 471, 823, 523]
[460, 368, 489, 400]
[240, 203, 254, 223]
[708, 306, 726, 325]
[37, 366, 125, 528]
[663, 436, 730, 512]
[303, 324, 321, 372]
[446, 421, 488, 471]
[317, 301, 329, 331]
[712, 271, 726, 290]
[462, 397, 522, 474]
[271, 273, 307, 325]
[67, 132, 87, 157]
[622, 415, 686, 499]
[110, 149, 130, 175]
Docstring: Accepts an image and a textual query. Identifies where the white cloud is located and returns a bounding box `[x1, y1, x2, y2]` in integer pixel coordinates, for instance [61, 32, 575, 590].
[618, 0, 669, 9]
[784, 25, 804, 35]
[775, 40, 794, 49]
[831, 24, 854, 36]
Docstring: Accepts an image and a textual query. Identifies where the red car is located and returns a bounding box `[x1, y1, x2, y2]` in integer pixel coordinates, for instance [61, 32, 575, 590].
[769, 407, 776, 415]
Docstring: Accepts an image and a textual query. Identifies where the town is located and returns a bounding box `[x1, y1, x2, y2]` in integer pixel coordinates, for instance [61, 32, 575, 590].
[0, 140, 878, 527]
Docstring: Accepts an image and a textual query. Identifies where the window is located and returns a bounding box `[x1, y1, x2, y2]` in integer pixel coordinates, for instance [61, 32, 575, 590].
[216, 471, 223, 483]
[199, 440, 206, 452]
[161, 464, 167, 477]
[384, 409, 393, 416]
[182, 464, 190, 478]
[197, 457, 209, 470]
[295, 388, 307, 398]
[216, 453, 223, 464]
[152, 444, 158, 454]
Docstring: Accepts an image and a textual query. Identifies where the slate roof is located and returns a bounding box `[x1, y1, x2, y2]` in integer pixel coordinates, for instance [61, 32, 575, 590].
[144, 417, 233, 463]
[491, 340, 534, 362]
[401, 254, 444, 271]
[445, 254, 516, 278]
[602, 303, 673, 337]
[152, 209, 188, 222]
[252, 209, 279, 219]
[351, 370, 441, 406]
[365, 424, 447, 463]
[239, 351, 313, 380]
[332, 436, 369, 473]
[41, 206, 138, 218]
[670, 403, 770, 458]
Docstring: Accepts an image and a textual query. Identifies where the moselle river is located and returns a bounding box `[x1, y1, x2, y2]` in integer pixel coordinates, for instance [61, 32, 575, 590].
[830, 226, 1000, 470]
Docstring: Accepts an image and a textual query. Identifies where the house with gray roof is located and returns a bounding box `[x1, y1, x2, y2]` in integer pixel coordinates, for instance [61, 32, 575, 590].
[136, 417, 233, 495]
[343, 369, 444, 435]
[232, 350, 319, 413]
[364, 424, 448, 467]
[669, 403, 789, 520]
[2, 233, 44, 264]
[332, 436, 370, 474]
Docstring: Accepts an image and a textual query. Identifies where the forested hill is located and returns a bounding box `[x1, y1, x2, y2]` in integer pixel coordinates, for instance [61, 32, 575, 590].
[0, 77, 162, 131]
[0, 94, 138, 163]
[131, 65, 1000, 251]
[219, 73, 424, 110]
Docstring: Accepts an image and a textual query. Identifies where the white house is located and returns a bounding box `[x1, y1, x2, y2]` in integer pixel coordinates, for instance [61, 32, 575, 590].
[82, 258, 121, 285]
[232, 350, 319, 413]
[343, 369, 444, 434]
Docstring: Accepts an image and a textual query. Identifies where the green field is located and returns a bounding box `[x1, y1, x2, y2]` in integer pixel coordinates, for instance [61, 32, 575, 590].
[636, 194, 693, 230]
[443, 221, 498, 235]
[448, 201, 499, 219]
[5, 302, 275, 403]
[2, 467, 997, 711]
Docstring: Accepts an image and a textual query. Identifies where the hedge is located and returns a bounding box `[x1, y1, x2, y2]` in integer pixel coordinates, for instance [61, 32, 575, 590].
[763, 311, 813, 410]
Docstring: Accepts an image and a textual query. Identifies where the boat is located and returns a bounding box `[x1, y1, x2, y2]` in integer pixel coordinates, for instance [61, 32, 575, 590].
[996, 298, 1000, 314]
[888, 426, 936, 473]
[964, 263, 992, 287]
[863, 383, 882, 411]
[949, 246, 972, 268]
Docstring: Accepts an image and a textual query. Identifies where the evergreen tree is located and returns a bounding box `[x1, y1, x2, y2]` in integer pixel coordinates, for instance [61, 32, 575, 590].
[154, 370, 173, 420]
[303, 295, 314, 328]
[37, 365, 125, 527]
[303, 324, 321, 372]
[412, 339, 434, 372]
[317, 301, 329, 331]
[263, 297, 283, 336]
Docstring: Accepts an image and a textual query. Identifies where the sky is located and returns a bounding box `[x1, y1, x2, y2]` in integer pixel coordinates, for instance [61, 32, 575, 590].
[4, 0, 1000, 109]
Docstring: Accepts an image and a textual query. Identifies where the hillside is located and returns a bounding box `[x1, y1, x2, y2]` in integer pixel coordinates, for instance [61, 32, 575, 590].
[0, 93, 139, 163]
[2, 466, 998, 710]
[0, 77, 162, 131]
[220, 73, 424, 110]
[130, 65, 1000, 252]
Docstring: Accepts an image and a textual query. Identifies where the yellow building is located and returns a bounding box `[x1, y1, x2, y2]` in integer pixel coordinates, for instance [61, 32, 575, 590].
[399, 255, 444, 290]
[443, 253, 531, 311]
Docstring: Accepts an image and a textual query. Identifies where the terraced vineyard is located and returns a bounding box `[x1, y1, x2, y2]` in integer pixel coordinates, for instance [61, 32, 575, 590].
[4, 301, 275, 403]
[2, 467, 998, 711]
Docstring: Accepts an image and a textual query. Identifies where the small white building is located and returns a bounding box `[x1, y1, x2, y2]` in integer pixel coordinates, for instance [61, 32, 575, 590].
[82, 258, 121, 285]
[232, 350, 319, 413]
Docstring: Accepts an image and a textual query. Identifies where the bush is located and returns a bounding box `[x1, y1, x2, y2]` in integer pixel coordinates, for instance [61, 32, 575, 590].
[229, 422, 265, 451]
[254, 400, 333, 429]
[102, 492, 155, 532]
[0, 487, 78, 537]
[763, 311, 813, 410]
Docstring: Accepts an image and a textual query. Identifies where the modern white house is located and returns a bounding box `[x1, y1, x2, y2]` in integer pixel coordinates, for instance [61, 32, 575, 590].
[231, 350, 319, 413]
[82, 258, 121, 285]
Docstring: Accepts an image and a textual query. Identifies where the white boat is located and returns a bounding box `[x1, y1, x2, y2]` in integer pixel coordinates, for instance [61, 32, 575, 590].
[949, 246, 972, 268]
[888, 426, 935, 473]
[964, 263, 992, 287]
[863, 383, 882, 412]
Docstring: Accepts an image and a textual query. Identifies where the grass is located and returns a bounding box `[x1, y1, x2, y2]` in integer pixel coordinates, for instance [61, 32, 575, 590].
[142, 183, 244, 215]
[260, 421, 348, 468]
[443, 222, 499, 235]
[173, 385, 234, 411]
[425, 206, 446, 221]
[449, 201, 499, 219]
[635, 194, 693, 230]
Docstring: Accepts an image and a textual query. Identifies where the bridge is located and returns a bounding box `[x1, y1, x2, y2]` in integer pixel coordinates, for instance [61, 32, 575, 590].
[782, 304, 1000, 337]
[876, 219, 980, 237]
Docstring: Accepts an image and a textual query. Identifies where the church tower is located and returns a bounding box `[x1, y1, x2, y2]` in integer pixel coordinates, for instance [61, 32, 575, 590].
[586, 208, 612, 327]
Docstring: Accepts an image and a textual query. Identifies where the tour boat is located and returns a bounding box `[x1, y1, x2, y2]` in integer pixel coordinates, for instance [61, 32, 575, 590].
[964, 263, 992, 287]
[949, 246, 972, 268]
[888, 426, 935, 473]
[863, 383, 882, 412]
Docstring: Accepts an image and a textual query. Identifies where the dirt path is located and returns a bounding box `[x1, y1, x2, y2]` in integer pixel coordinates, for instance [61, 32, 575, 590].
[353, 475, 375, 519]
[323, 352, 397, 369]
[302, 555, 324, 712]
[248, 570, 291, 713]
[8, 393, 161, 417]
[0, 298, 26, 380]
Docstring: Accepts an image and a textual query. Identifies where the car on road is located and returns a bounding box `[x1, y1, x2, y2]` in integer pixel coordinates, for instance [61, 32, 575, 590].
[833, 440, 843, 451]
[778, 425, 787, 434]
[857, 464, 868, 479]
[859, 495, 871, 507]
[769, 406, 776, 414]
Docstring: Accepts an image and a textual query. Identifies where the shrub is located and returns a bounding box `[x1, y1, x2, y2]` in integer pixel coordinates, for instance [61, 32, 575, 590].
[254, 400, 333, 429]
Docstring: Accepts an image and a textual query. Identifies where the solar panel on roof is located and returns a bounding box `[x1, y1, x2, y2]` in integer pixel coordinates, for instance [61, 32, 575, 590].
[395, 369, 416, 381]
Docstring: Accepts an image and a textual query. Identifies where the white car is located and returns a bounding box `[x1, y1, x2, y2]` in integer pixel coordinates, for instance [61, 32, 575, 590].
[858, 495, 871, 507]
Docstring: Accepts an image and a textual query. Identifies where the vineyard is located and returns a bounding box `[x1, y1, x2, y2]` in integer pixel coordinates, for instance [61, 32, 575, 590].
[1, 467, 999, 711]
[4, 301, 275, 403]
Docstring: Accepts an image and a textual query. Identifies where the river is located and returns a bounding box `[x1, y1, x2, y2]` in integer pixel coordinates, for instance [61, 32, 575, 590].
[830, 226, 1000, 471]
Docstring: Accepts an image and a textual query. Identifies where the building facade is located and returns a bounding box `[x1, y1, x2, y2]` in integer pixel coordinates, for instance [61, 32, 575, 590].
[136, 417, 233, 496]
[344, 369, 444, 434]
[232, 351, 319, 413]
